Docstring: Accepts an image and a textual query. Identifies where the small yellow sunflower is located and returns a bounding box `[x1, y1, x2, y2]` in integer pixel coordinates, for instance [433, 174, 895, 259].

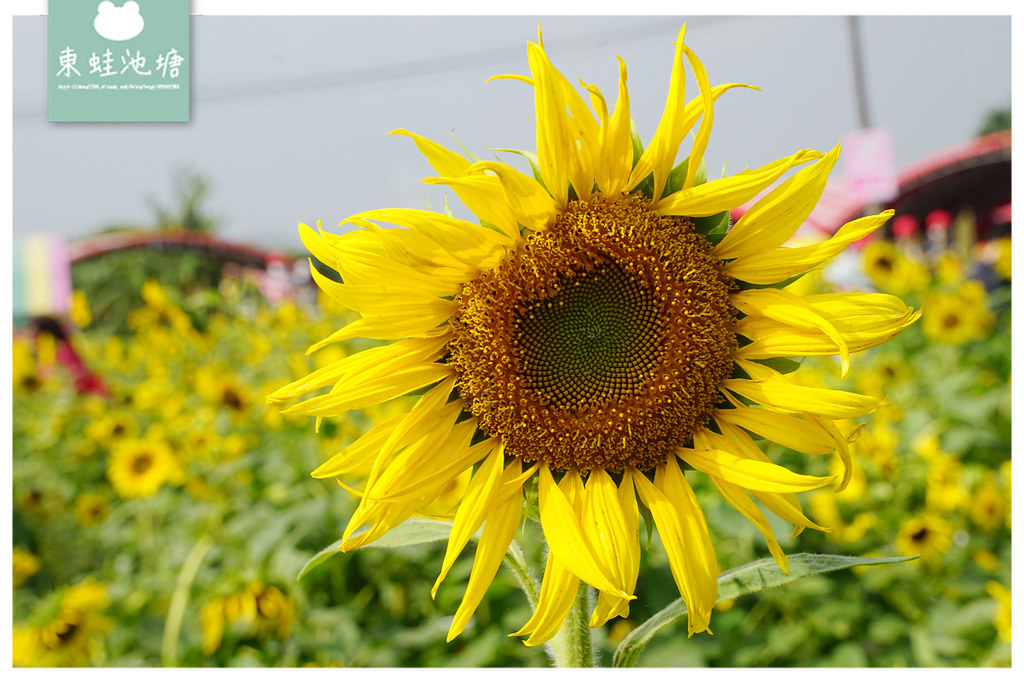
[969, 475, 1008, 531]
[106, 436, 180, 499]
[12, 578, 112, 667]
[896, 513, 954, 562]
[986, 581, 1012, 643]
[861, 239, 929, 295]
[271, 26, 918, 643]
[921, 289, 994, 345]
[199, 582, 295, 655]
[13, 546, 42, 587]
[73, 492, 111, 526]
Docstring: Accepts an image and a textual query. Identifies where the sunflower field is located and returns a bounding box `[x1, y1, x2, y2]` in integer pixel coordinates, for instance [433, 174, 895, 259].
[10, 223, 1010, 667]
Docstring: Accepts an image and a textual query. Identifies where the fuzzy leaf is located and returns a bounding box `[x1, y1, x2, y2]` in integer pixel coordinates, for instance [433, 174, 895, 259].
[297, 519, 454, 580]
[611, 553, 916, 667]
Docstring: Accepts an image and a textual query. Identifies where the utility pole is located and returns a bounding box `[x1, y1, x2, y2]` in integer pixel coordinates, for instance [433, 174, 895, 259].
[847, 16, 872, 129]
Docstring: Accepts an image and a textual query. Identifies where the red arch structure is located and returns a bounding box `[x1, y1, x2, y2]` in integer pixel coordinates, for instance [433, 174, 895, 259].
[68, 229, 293, 268]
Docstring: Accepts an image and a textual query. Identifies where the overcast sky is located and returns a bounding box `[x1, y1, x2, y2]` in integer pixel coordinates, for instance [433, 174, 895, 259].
[11, 13, 1013, 252]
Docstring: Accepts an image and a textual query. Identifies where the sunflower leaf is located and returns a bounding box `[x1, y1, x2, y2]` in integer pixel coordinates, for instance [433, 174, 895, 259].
[611, 553, 917, 667]
[296, 519, 455, 580]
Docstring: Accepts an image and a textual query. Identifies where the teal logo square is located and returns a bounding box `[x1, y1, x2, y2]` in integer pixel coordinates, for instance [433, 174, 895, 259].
[48, 0, 190, 122]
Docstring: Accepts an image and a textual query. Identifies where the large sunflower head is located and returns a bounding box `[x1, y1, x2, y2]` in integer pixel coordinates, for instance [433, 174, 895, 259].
[270, 25, 919, 644]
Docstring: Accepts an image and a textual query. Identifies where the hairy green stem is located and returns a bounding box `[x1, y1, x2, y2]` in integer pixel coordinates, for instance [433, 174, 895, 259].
[503, 540, 595, 667]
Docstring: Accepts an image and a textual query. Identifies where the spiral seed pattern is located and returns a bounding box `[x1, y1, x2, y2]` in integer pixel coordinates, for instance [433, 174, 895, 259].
[448, 193, 737, 473]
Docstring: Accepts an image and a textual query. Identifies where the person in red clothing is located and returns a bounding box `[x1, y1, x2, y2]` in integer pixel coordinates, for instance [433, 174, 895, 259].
[27, 316, 109, 397]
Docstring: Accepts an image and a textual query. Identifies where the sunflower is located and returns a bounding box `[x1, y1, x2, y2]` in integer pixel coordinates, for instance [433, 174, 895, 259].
[106, 435, 180, 499]
[73, 492, 111, 526]
[986, 581, 1012, 643]
[896, 513, 954, 562]
[13, 546, 42, 587]
[199, 582, 295, 655]
[12, 578, 111, 667]
[921, 288, 994, 345]
[860, 239, 929, 295]
[270, 26, 918, 643]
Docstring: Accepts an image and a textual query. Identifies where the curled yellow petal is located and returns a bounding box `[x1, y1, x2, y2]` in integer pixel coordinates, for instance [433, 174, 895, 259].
[633, 462, 718, 636]
[677, 447, 836, 493]
[538, 467, 631, 598]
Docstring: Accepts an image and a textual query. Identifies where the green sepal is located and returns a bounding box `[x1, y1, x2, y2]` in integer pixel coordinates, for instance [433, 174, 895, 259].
[737, 271, 809, 291]
[661, 155, 708, 199]
[630, 121, 655, 200]
[490, 147, 548, 193]
[451, 132, 484, 164]
[637, 498, 655, 549]
[630, 118, 644, 169]
[751, 356, 805, 375]
[690, 209, 731, 246]
[663, 157, 689, 198]
[611, 553, 918, 667]
[296, 519, 455, 580]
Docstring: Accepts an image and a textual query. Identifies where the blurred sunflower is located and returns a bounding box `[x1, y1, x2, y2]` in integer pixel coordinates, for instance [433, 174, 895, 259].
[106, 436, 181, 499]
[199, 582, 295, 655]
[271, 26, 918, 643]
[986, 581, 1011, 643]
[896, 513, 954, 562]
[13, 546, 42, 587]
[969, 475, 1008, 531]
[73, 492, 111, 526]
[196, 369, 253, 422]
[921, 289, 993, 345]
[861, 239, 928, 295]
[12, 578, 111, 667]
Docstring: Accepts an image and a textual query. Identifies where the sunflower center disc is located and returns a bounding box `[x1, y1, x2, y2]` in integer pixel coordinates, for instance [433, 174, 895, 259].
[449, 193, 738, 473]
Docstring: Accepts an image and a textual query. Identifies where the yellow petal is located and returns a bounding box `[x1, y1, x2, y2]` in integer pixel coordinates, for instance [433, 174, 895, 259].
[679, 41, 713, 191]
[723, 359, 879, 419]
[446, 475, 523, 641]
[633, 462, 718, 636]
[656, 149, 822, 217]
[628, 25, 689, 201]
[283, 363, 453, 418]
[268, 334, 449, 402]
[713, 406, 837, 456]
[512, 464, 584, 645]
[346, 209, 511, 269]
[589, 470, 640, 627]
[465, 160, 559, 231]
[312, 414, 406, 480]
[432, 442, 506, 598]
[677, 447, 836, 493]
[714, 144, 841, 260]
[513, 554, 580, 646]
[583, 56, 632, 195]
[732, 287, 850, 377]
[725, 210, 894, 284]
[702, 424, 830, 535]
[420, 174, 521, 241]
[537, 467, 632, 598]
[581, 469, 638, 627]
[528, 41, 572, 207]
[388, 128, 472, 178]
[693, 432, 789, 573]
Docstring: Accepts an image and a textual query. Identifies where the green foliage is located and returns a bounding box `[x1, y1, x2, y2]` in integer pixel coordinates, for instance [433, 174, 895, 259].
[12, 238, 1011, 667]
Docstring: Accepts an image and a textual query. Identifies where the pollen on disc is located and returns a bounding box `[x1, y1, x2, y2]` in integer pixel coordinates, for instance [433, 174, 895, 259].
[448, 193, 737, 473]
